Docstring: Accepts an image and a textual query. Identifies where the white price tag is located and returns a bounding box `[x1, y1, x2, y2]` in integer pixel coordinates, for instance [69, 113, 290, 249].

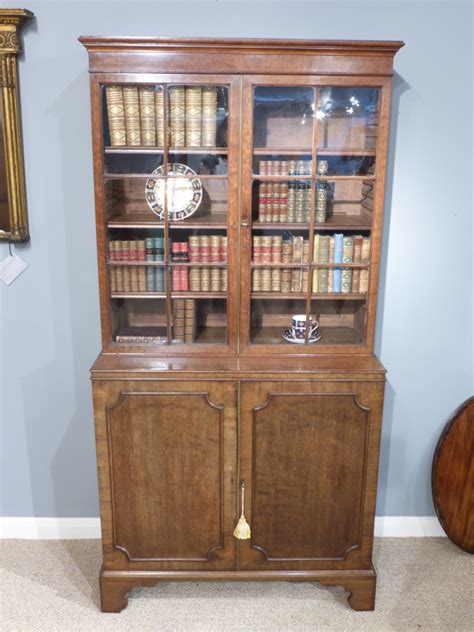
[0, 252, 28, 285]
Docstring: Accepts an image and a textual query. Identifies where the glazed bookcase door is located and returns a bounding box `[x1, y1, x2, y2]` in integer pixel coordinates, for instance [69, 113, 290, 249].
[240, 76, 390, 354]
[93, 74, 240, 353]
[238, 380, 384, 571]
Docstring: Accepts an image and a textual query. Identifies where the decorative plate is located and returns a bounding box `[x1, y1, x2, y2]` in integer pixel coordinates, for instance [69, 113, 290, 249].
[282, 328, 322, 345]
[145, 163, 203, 221]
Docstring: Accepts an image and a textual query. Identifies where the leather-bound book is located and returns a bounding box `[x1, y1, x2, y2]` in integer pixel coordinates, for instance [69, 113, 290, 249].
[333, 233, 343, 293]
[105, 85, 126, 147]
[123, 85, 141, 146]
[170, 86, 186, 148]
[115, 266, 124, 292]
[291, 236, 304, 292]
[139, 86, 156, 146]
[361, 237, 371, 263]
[352, 235, 363, 293]
[185, 86, 202, 147]
[359, 269, 369, 293]
[138, 266, 146, 292]
[122, 266, 131, 292]
[353, 235, 363, 263]
[341, 268, 353, 294]
[342, 236, 354, 263]
[110, 267, 117, 292]
[155, 86, 167, 147]
[130, 266, 139, 292]
[317, 235, 330, 293]
[202, 86, 218, 147]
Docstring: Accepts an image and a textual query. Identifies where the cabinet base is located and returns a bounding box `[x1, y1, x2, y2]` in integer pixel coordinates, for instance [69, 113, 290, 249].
[99, 567, 377, 613]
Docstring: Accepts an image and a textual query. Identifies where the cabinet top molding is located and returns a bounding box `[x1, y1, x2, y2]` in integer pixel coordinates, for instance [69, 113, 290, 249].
[79, 37, 403, 77]
[79, 36, 404, 56]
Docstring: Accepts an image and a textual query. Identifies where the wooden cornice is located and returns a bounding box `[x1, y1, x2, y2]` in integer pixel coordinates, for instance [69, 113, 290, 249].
[79, 36, 404, 57]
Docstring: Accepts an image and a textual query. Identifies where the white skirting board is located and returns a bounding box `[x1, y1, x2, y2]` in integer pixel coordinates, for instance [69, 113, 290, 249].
[0, 516, 446, 539]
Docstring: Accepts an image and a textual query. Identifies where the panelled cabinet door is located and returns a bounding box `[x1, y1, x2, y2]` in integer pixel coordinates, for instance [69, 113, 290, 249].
[93, 380, 238, 571]
[239, 380, 384, 571]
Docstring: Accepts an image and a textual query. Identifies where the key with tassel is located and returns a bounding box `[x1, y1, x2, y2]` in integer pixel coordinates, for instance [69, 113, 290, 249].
[233, 480, 251, 540]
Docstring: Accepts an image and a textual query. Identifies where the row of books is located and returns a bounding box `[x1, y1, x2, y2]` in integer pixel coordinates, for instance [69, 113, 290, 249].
[252, 267, 309, 293]
[258, 181, 328, 223]
[173, 299, 196, 343]
[312, 266, 368, 294]
[258, 159, 328, 176]
[252, 234, 370, 264]
[253, 235, 309, 264]
[116, 334, 166, 344]
[251, 234, 371, 294]
[184, 235, 227, 263]
[251, 267, 368, 294]
[313, 234, 370, 264]
[108, 236, 228, 264]
[110, 265, 228, 293]
[109, 238, 163, 262]
[110, 266, 165, 293]
[105, 84, 220, 148]
[186, 267, 227, 292]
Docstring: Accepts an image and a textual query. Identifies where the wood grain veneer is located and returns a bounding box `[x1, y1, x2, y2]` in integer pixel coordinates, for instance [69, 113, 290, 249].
[432, 397, 474, 553]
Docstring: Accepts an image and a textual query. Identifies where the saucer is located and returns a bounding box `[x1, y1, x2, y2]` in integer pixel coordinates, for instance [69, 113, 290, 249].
[282, 328, 322, 344]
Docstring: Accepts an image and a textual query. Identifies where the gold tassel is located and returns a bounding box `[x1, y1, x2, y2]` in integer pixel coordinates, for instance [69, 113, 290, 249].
[233, 480, 251, 540]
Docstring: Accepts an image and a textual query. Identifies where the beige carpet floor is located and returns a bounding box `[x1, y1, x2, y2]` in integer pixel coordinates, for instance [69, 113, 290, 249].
[0, 538, 472, 631]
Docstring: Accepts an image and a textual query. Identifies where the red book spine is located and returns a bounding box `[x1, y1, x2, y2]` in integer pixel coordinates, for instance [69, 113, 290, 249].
[180, 242, 189, 262]
[171, 241, 181, 262]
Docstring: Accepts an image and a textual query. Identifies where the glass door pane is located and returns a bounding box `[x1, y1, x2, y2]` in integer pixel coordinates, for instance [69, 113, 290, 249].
[250, 86, 315, 345]
[317, 87, 379, 153]
[102, 83, 168, 345]
[246, 83, 379, 349]
[167, 84, 229, 345]
[102, 81, 230, 347]
[310, 87, 379, 346]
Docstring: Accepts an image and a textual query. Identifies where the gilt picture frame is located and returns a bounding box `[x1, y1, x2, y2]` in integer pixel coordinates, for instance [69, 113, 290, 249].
[0, 8, 33, 242]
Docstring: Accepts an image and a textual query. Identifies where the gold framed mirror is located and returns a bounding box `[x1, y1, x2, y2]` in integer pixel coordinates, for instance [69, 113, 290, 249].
[0, 8, 33, 242]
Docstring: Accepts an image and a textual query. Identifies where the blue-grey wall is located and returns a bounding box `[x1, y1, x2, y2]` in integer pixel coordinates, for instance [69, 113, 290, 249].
[1, 1, 472, 518]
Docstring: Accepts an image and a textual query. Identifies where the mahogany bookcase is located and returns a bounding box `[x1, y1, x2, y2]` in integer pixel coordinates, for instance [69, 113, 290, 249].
[80, 37, 403, 612]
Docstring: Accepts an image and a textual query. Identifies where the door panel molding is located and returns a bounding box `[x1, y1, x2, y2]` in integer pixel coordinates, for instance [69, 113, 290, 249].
[106, 391, 225, 563]
[244, 390, 371, 564]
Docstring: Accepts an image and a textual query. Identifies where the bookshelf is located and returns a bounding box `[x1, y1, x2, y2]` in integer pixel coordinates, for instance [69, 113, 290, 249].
[81, 37, 403, 613]
[91, 75, 384, 353]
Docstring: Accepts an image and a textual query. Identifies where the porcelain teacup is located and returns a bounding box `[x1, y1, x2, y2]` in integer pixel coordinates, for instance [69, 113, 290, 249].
[291, 314, 319, 340]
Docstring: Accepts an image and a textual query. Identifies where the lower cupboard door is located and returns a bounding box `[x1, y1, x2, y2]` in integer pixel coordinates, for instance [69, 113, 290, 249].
[238, 382, 381, 571]
[94, 380, 237, 570]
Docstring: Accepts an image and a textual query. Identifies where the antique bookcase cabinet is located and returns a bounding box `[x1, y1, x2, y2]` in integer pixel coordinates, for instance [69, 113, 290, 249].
[80, 37, 403, 613]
